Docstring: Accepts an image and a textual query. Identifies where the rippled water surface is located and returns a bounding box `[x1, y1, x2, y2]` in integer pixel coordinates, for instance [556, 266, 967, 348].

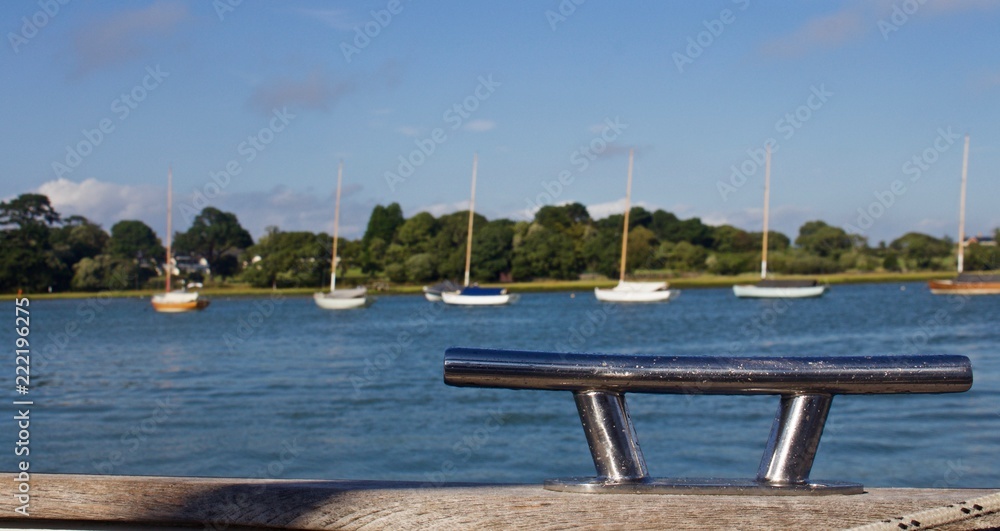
[5, 282, 998, 488]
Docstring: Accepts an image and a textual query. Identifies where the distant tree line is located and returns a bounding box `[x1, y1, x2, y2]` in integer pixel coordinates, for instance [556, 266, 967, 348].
[1, 193, 998, 293]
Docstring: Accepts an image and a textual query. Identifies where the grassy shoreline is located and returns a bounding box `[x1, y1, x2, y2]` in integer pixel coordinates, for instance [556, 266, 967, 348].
[0, 271, 961, 300]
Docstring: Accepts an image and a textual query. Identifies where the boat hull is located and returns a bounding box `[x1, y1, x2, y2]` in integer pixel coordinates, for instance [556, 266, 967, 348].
[313, 292, 373, 310]
[928, 280, 1000, 295]
[594, 287, 677, 303]
[151, 292, 210, 313]
[151, 299, 210, 313]
[733, 285, 827, 299]
[441, 292, 516, 306]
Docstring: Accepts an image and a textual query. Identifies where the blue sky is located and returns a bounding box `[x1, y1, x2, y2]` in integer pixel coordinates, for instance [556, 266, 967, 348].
[3, 0, 999, 244]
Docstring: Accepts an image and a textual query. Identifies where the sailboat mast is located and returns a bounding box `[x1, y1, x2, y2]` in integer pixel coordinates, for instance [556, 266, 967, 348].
[619, 149, 634, 283]
[165, 167, 173, 293]
[463, 154, 478, 287]
[956, 135, 969, 274]
[761, 145, 771, 280]
[331, 161, 343, 292]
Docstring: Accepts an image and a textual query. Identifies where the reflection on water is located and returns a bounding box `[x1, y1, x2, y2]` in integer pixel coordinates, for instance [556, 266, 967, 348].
[3, 282, 998, 488]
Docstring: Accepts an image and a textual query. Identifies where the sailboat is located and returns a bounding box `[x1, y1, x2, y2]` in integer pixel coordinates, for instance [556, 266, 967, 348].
[314, 161, 373, 309]
[594, 149, 677, 303]
[422, 280, 460, 302]
[151, 168, 210, 313]
[929, 135, 1000, 295]
[733, 146, 827, 299]
[440, 154, 516, 306]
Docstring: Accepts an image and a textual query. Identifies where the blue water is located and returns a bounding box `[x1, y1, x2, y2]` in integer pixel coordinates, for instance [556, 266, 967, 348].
[4, 282, 998, 488]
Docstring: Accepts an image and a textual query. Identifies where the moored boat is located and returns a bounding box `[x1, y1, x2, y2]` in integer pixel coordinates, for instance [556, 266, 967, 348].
[423, 280, 460, 302]
[929, 273, 1000, 295]
[314, 161, 373, 310]
[442, 154, 516, 306]
[441, 286, 518, 305]
[732, 279, 827, 299]
[928, 136, 999, 296]
[733, 146, 827, 299]
[151, 167, 209, 313]
[594, 281, 677, 303]
[151, 290, 210, 312]
[594, 149, 677, 303]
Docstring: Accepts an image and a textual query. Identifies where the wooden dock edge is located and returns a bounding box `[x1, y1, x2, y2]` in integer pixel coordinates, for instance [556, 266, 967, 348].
[1, 474, 998, 530]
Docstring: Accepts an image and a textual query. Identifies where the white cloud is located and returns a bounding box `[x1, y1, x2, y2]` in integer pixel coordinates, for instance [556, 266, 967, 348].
[585, 199, 656, 220]
[463, 119, 496, 132]
[414, 201, 471, 217]
[36, 178, 162, 230]
[33, 178, 374, 241]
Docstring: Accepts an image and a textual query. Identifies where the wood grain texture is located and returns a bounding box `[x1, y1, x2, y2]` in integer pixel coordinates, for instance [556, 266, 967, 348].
[1, 474, 997, 530]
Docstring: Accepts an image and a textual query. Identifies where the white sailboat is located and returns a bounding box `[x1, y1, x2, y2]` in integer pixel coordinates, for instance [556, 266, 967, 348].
[929, 135, 1000, 295]
[594, 149, 677, 303]
[151, 167, 210, 313]
[314, 161, 373, 310]
[441, 154, 517, 306]
[733, 146, 827, 299]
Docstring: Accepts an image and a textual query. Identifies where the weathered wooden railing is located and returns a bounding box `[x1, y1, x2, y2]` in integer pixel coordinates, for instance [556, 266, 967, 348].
[444, 348, 973, 495]
[0, 349, 991, 530]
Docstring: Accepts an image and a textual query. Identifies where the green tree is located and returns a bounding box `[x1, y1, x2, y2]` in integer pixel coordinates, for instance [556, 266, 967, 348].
[471, 219, 514, 281]
[394, 212, 438, 253]
[405, 253, 438, 283]
[173, 207, 253, 275]
[361, 203, 405, 272]
[51, 216, 109, 265]
[795, 221, 852, 257]
[660, 241, 708, 271]
[651, 210, 714, 247]
[712, 225, 756, 253]
[0, 193, 65, 292]
[512, 224, 579, 280]
[966, 243, 1000, 271]
[71, 255, 133, 291]
[241, 229, 329, 288]
[581, 226, 618, 277]
[889, 232, 951, 269]
[626, 226, 658, 273]
[108, 220, 165, 261]
[432, 211, 487, 280]
[752, 231, 791, 252]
